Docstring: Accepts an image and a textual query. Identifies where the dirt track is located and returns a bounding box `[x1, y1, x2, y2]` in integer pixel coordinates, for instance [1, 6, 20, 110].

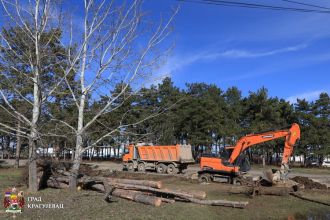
[83, 161, 330, 187]
[1, 159, 329, 187]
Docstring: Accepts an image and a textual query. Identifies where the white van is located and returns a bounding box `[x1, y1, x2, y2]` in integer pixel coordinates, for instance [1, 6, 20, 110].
[322, 160, 330, 168]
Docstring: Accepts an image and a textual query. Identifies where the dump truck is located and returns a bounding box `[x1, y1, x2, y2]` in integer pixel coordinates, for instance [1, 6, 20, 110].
[122, 144, 195, 174]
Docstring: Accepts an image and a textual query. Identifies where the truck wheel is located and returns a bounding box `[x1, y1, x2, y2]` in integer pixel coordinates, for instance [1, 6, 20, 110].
[138, 163, 146, 172]
[198, 173, 211, 183]
[167, 164, 178, 174]
[156, 163, 166, 173]
[127, 162, 135, 172]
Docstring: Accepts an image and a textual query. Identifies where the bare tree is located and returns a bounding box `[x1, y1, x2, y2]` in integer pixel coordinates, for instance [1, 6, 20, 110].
[0, 0, 70, 191]
[52, 0, 178, 189]
[0, 0, 177, 192]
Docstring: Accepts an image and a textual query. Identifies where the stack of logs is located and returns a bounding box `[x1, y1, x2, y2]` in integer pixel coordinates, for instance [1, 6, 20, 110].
[37, 162, 248, 208]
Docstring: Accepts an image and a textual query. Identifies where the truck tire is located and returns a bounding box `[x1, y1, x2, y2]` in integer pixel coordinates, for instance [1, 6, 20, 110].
[167, 164, 178, 174]
[156, 163, 166, 173]
[138, 163, 146, 172]
[127, 162, 135, 172]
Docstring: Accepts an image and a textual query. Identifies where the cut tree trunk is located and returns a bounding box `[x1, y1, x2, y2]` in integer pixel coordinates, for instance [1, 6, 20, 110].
[111, 189, 162, 207]
[47, 178, 69, 189]
[162, 188, 206, 199]
[160, 198, 176, 204]
[186, 197, 248, 208]
[254, 187, 292, 196]
[229, 186, 292, 196]
[106, 183, 207, 200]
[104, 178, 162, 189]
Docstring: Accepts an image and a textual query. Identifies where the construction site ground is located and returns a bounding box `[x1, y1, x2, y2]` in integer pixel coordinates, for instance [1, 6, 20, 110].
[0, 160, 329, 220]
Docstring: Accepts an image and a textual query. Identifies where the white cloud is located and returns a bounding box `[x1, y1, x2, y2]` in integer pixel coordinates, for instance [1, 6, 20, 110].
[156, 51, 208, 77]
[286, 90, 327, 103]
[213, 44, 307, 59]
[156, 43, 307, 77]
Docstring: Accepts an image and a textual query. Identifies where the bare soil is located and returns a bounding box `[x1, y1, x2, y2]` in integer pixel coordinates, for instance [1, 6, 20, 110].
[291, 176, 328, 190]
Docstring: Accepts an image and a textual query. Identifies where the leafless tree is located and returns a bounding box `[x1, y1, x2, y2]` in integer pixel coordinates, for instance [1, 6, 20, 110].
[0, 0, 70, 191]
[55, 0, 178, 189]
[0, 0, 178, 191]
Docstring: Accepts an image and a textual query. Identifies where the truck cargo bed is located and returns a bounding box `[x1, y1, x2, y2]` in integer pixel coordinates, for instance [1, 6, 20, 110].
[138, 144, 194, 163]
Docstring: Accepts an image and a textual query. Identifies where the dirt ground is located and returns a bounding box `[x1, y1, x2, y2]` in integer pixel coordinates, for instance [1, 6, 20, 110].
[0, 162, 330, 220]
[83, 161, 330, 187]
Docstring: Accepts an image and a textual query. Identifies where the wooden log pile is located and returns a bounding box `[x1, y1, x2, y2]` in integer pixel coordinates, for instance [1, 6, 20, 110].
[37, 162, 248, 208]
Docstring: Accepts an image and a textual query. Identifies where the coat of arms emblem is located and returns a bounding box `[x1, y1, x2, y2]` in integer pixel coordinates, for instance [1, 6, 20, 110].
[3, 187, 24, 213]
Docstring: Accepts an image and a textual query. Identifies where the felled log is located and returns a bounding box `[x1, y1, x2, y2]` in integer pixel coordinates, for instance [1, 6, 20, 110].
[187, 197, 248, 208]
[103, 182, 116, 202]
[229, 186, 253, 195]
[108, 183, 205, 200]
[90, 183, 105, 192]
[254, 187, 292, 196]
[229, 186, 292, 196]
[50, 176, 70, 183]
[162, 188, 206, 199]
[47, 178, 69, 189]
[56, 170, 72, 176]
[111, 189, 162, 207]
[92, 182, 231, 207]
[160, 198, 176, 204]
[104, 177, 162, 189]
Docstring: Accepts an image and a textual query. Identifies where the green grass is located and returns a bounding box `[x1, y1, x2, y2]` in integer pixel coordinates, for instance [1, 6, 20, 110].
[0, 168, 329, 220]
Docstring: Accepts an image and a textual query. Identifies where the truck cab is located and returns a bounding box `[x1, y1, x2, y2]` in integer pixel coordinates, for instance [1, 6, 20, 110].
[122, 145, 134, 162]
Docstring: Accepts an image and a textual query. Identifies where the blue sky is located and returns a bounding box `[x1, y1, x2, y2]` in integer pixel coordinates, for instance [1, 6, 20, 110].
[1, 0, 328, 103]
[144, 0, 330, 102]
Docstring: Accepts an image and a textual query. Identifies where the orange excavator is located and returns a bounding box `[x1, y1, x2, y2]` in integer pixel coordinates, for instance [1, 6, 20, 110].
[198, 123, 300, 184]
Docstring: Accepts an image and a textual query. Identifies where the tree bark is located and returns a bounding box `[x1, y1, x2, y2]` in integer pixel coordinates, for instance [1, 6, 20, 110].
[28, 136, 38, 192]
[111, 189, 162, 206]
[229, 186, 292, 196]
[185, 197, 248, 208]
[104, 178, 162, 189]
[69, 131, 84, 190]
[47, 178, 69, 189]
[28, 9, 42, 192]
[14, 120, 22, 168]
[4, 135, 10, 158]
[262, 154, 266, 167]
[69, 147, 81, 190]
[105, 183, 206, 200]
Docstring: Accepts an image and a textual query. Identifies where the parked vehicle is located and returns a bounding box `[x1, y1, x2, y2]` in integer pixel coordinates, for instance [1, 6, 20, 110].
[322, 161, 330, 168]
[122, 143, 195, 174]
[198, 123, 301, 184]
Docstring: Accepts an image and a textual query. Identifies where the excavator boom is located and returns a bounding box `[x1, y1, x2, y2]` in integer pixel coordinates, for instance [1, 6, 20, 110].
[228, 123, 300, 165]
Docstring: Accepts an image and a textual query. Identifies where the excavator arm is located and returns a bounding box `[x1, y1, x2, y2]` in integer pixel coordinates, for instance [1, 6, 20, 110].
[228, 123, 301, 166]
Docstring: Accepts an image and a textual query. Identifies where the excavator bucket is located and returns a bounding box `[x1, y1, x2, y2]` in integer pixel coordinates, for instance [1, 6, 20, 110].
[263, 169, 275, 184]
